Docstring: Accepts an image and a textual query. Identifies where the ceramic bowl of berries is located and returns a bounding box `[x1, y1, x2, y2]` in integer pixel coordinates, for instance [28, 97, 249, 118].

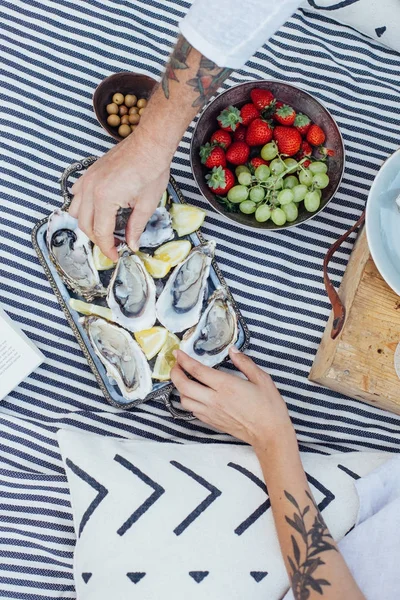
[190, 81, 345, 230]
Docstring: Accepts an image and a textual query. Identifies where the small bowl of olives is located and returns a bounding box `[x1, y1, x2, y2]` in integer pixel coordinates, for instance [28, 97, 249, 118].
[93, 72, 156, 141]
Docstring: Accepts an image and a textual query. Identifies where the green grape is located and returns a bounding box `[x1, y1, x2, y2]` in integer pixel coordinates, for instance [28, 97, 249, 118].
[312, 173, 330, 189]
[254, 164, 271, 181]
[309, 161, 328, 175]
[249, 186, 265, 203]
[227, 185, 249, 203]
[235, 165, 250, 177]
[270, 158, 285, 176]
[299, 169, 314, 187]
[255, 204, 272, 222]
[283, 175, 299, 189]
[271, 207, 287, 226]
[292, 184, 308, 202]
[239, 200, 257, 214]
[261, 141, 278, 161]
[282, 202, 298, 222]
[238, 171, 252, 186]
[304, 190, 321, 212]
[277, 189, 294, 206]
[283, 158, 298, 173]
[265, 175, 283, 190]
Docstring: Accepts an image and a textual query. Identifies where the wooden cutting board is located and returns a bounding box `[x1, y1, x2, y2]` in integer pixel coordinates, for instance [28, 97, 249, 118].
[309, 228, 400, 415]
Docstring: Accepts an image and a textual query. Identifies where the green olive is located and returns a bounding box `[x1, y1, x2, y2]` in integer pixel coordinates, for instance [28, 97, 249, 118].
[124, 94, 137, 107]
[138, 107, 146, 115]
[119, 105, 128, 116]
[128, 113, 140, 125]
[129, 106, 139, 115]
[120, 115, 130, 125]
[118, 124, 132, 138]
[112, 92, 124, 105]
[107, 114, 120, 127]
[137, 98, 147, 109]
[106, 103, 118, 115]
[131, 125, 138, 132]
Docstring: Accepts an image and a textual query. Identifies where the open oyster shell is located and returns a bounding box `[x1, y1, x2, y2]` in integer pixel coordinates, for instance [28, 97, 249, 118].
[156, 241, 215, 333]
[81, 316, 152, 401]
[180, 287, 238, 367]
[114, 206, 174, 249]
[107, 246, 156, 332]
[46, 208, 105, 301]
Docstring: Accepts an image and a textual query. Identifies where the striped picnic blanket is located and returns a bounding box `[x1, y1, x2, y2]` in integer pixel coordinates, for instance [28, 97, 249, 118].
[1, 1, 400, 597]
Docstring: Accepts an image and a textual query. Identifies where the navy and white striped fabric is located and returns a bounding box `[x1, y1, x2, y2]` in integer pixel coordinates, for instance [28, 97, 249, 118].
[1, 0, 400, 597]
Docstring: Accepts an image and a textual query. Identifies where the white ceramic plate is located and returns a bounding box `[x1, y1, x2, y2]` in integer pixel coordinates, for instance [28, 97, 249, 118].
[366, 149, 400, 296]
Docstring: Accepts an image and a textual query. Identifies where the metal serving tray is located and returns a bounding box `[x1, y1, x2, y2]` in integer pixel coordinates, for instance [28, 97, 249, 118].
[32, 157, 250, 420]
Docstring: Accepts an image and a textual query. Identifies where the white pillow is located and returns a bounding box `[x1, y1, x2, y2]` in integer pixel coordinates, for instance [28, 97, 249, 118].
[57, 430, 388, 600]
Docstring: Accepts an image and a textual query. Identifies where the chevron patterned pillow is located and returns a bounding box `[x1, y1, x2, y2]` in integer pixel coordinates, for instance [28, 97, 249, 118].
[57, 430, 388, 600]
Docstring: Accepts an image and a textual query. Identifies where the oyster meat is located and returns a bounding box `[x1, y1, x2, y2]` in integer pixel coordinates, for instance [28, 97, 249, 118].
[81, 316, 152, 401]
[180, 287, 238, 367]
[156, 241, 215, 333]
[107, 246, 156, 332]
[114, 206, 174, 249]
[46, 208, 105, 301]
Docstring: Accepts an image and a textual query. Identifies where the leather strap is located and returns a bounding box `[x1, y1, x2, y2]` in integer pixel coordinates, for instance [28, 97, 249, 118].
[323, 211, 365, 340]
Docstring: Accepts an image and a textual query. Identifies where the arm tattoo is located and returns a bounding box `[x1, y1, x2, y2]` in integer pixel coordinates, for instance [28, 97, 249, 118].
[284, 490, 337, 599]
[187, 56, 232, 107]
[161, 36, 192, 99]
[161, 35, 232, 107]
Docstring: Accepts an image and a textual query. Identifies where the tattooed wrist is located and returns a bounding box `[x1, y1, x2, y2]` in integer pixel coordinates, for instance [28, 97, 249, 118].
[285, 490, 337, 599]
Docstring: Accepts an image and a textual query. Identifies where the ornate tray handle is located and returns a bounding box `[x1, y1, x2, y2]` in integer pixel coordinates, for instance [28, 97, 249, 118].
[59, 156, 98, 210]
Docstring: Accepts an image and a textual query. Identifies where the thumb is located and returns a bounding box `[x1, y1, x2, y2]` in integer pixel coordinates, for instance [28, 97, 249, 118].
[126, 203, 154, 251]
[229, 347, 265, 384]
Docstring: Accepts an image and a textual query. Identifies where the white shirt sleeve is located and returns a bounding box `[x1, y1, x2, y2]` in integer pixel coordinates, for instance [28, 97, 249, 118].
[179, 0, 303, 69]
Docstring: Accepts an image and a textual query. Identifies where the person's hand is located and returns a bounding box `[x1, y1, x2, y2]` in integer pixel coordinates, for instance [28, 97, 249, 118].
[69, 125, 173, 261]
[170, 348, 295, 450]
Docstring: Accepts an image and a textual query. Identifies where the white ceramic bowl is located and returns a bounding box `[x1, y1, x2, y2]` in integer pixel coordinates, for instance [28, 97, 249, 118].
[366, 148, 400, 296]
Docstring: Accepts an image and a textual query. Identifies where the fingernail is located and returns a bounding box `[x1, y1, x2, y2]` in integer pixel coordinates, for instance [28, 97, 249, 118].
[230, 345, 240, 354]
[128, 239, 138, 252]
[172, 350, 178, 358]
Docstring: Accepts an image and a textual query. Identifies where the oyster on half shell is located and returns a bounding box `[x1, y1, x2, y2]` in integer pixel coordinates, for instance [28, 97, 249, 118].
[180, 287, 238, 367]
[107, 246, 156, 332]
[81, 316, 152, 401]
[114, 206, 174, 249]
[46, 208, 105, 301]
[156, 241, 215, 333]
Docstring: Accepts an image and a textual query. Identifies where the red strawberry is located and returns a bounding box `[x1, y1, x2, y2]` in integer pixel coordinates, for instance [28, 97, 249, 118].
[296, 140, 312, 160]
[205, 166, 235, 195]
[250, 157, 269, 169]
[273, 126, 302, 156]
[306, 124, 326, 146]
[233, 125, 247, 142]
[210, 129, 232, 149]
[245, 118, 273, 146]
[294, 113, 311, 136]
[240, 103, 260, 126]
[303, 159, 311, 168]
[250, 88, 275, 112]
[217, 105, 242, 131]
[319, 147, 335, 157]
[274, 101, 284, 111]
[226, 141, 250, 165]
[275, 104, 296, 126]
[199, 142, 226, 168]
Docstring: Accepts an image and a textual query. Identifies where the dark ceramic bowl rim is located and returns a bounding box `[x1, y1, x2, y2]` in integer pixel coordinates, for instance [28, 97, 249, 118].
[92, 71, 156, 142]
[190, 80, 345, 232]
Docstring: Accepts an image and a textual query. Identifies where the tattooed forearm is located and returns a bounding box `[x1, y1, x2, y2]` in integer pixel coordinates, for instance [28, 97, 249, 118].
[187, 57, 232, 107]
[285, 490, 337, 599]
[161, 35, 232, 107]
[161, 36, 192, 99]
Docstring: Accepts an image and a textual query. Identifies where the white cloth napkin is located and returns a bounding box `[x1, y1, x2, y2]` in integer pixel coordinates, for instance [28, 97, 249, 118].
[305, 0, 400, 52]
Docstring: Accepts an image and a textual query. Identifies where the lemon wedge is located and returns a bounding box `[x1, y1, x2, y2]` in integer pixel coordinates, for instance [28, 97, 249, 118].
[92, 245, 115, 271]
[69, 298, 114, 321]
[170, 204, 206, 237]
[154, 240, 191, 267]
[136, 251, 171, 279]
[134, 327, 169, 360]
[152, 332, 180, 381]
[159, 190, 168, 208]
